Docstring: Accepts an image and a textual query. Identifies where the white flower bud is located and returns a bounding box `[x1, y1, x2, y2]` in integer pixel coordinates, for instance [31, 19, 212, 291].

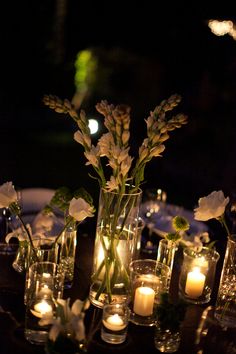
[0, 181, 18, 208]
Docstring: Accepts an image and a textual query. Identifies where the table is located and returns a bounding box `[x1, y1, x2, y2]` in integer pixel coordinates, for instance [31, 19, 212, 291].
[0, 223, 235, 354]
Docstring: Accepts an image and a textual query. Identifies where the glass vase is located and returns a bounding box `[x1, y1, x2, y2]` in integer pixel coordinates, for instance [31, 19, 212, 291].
[58, 222, 77, 289]
[157, 239, 177, 289]
[215, 235, 236, 328]
[89, 187, 142, 308]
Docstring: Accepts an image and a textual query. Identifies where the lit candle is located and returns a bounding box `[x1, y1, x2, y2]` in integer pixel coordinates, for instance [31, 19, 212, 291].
[133, 286, 155, 316]
[42, 272, 51, 278]
[31, 299, 53, 318]
[185, 267, 206, 298]
[103, 314, 126, 331]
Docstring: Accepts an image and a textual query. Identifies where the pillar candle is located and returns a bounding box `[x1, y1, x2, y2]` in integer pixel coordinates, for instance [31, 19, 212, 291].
[185, 267, 206, 298]
[133, 286, 155, 316]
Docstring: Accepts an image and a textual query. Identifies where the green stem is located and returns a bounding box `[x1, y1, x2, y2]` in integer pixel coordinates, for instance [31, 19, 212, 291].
[17, 214, 34, 249]
[220, 216, 231, 238]
[54, 218, 75, 244]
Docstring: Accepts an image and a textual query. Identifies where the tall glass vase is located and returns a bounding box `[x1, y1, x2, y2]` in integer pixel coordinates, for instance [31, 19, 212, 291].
[215, 235, 236, 328]
[157, 239, 177, 289]
[58, 222, 77, 289]
[89, 187, 142, 308]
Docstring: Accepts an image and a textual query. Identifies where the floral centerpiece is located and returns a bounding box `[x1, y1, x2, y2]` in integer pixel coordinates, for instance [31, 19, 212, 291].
[43, 94, 188, 306]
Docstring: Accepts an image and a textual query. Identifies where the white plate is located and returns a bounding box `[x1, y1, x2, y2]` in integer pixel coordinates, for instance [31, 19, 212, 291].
[140, 201, 207, 236]
[20, 188, 55, 213]
[19, 188, 56, 225]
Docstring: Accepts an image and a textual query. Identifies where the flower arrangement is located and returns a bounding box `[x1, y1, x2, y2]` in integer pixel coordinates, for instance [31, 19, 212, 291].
[43, 94, 188, 304]
[0, 181, 95, 270]
[43, 94, 187, 194]
[39, 298, 90, 354]
[194, 191, 236, 327]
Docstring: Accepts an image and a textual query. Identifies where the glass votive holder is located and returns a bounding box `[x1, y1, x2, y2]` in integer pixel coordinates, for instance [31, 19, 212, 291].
[24, 240, 59, 305]
[24, 261, 65, 345]
[179, 247, 220, 304]
[129, 259, 170, 326]
[101, 302, 130, 344]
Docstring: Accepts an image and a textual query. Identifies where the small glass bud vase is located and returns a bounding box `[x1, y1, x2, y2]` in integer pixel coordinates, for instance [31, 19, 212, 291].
[157, 239, 177, 289]
[57, 222, 77, 289]
[154, 325, 181, 353]
[215, 234, 236, 328]
[179, 247, 220, 304]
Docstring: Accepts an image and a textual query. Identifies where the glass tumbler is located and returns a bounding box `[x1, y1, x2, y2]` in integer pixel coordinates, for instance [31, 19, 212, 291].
[101, 302, 130, 344]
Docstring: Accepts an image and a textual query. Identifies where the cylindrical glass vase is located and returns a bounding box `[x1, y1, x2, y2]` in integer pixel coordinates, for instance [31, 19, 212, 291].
[215, 235, 236, 328]
[89, 187, 142, 308]
[57, 222, 77, 289]
[179, 247, 220, 304]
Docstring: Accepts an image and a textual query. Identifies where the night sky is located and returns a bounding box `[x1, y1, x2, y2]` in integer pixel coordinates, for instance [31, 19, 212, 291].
[1, 1, 236, 208]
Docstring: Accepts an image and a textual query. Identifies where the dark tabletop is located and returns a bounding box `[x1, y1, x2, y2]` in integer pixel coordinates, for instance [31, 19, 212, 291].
[0, 222, 235, 354]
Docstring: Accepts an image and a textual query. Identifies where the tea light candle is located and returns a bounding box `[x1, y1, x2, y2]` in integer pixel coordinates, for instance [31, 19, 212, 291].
[185, 267, 206, 298]
[31, 299, 53, 318]
[42, 272, 51, 278]
[103, 314, 126, 331]
[133, 286, 155, 316]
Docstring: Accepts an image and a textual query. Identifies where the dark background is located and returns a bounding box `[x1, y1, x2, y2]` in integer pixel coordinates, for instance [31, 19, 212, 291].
[1, 1, 236, 209]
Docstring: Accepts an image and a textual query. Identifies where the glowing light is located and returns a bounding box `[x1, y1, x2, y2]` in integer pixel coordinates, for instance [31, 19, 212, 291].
[88, 119, 99, 134]
[208, 19, 236, 40]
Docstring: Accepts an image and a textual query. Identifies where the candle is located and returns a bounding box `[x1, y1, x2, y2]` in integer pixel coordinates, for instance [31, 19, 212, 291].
[133, 286, 155, 316]
[185, 267, 206, 298]
[103, 314, 126, 331]
[42, 272, 51, 278]
[31, 299, 53, 318]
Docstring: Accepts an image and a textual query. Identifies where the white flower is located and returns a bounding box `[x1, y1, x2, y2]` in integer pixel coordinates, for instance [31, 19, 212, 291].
[5, 225, 50, 245]
[98, 133, 113, 157]
[120, 155, 133, 177]
[0, 182, 18, 208]
[105, 176, 119, 191]
[74, 130, 85, 146]
[84, 146, 100, 168]
[49, 318, 63, 342]
[69, 197, 94, 222]
[39, 298, 89, 343]
[181, 232, 210, 251]
[194, 190, 229, 221]
[33, 212, 54, 232]
[5, 224, 31, 243]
